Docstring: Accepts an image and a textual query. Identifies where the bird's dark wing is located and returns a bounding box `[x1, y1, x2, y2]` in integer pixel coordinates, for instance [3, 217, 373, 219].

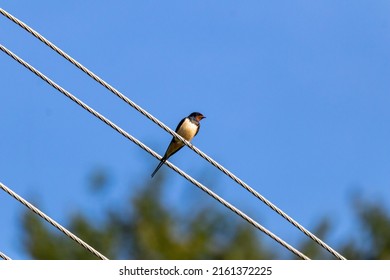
[194, 124, 200, 137]
[174, 117, 186, 132]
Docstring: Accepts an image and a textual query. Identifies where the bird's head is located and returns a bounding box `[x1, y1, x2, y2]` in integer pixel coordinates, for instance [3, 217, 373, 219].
[189, 112, 206, 122]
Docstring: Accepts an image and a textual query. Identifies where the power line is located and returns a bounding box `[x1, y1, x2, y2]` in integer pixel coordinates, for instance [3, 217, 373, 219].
[0, 8, 346, 260]
[0, 181, 108, 260]
[0, 251, 12, 260]
[0, 45, 310, 260]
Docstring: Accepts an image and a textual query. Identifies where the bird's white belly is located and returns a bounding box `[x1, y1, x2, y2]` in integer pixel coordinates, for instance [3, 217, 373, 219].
[176, 118, 198, 141]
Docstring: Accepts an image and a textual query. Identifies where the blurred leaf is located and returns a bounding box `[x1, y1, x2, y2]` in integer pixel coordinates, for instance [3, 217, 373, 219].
[22, 169, 390, 260]
[22, 169, 272, 259]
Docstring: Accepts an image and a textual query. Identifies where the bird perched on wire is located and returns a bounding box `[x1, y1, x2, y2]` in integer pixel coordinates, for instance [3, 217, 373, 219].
[151, 112, 206, 178]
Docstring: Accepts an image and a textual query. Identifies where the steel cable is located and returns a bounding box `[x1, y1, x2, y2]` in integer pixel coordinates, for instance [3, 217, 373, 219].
[1, 45, 310, 260]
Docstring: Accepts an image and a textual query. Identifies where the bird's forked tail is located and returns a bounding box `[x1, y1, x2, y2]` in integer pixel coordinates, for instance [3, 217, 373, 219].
[151, 158, 166, 178]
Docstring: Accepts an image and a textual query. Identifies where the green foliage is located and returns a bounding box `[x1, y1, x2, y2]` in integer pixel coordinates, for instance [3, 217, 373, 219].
[22, 171, 273, 259]
[23, 210, 117, 260]
[341, 197, 390, 260]
[21, 170, 390, 260]
[297, 218, 333, 260]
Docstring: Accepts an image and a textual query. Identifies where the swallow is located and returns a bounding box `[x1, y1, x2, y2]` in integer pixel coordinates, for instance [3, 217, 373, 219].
[151, 112, 206, 178]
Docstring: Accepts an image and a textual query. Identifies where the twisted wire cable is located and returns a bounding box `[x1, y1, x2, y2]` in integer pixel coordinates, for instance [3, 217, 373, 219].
[0, 45, 309, 260]
[0, 8, 346, 260]
[0, 251, 12, 260]
[0, 181, 108, 260]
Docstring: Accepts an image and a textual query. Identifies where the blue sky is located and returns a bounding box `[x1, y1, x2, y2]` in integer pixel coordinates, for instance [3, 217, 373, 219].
[1, 1, 390, 259]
